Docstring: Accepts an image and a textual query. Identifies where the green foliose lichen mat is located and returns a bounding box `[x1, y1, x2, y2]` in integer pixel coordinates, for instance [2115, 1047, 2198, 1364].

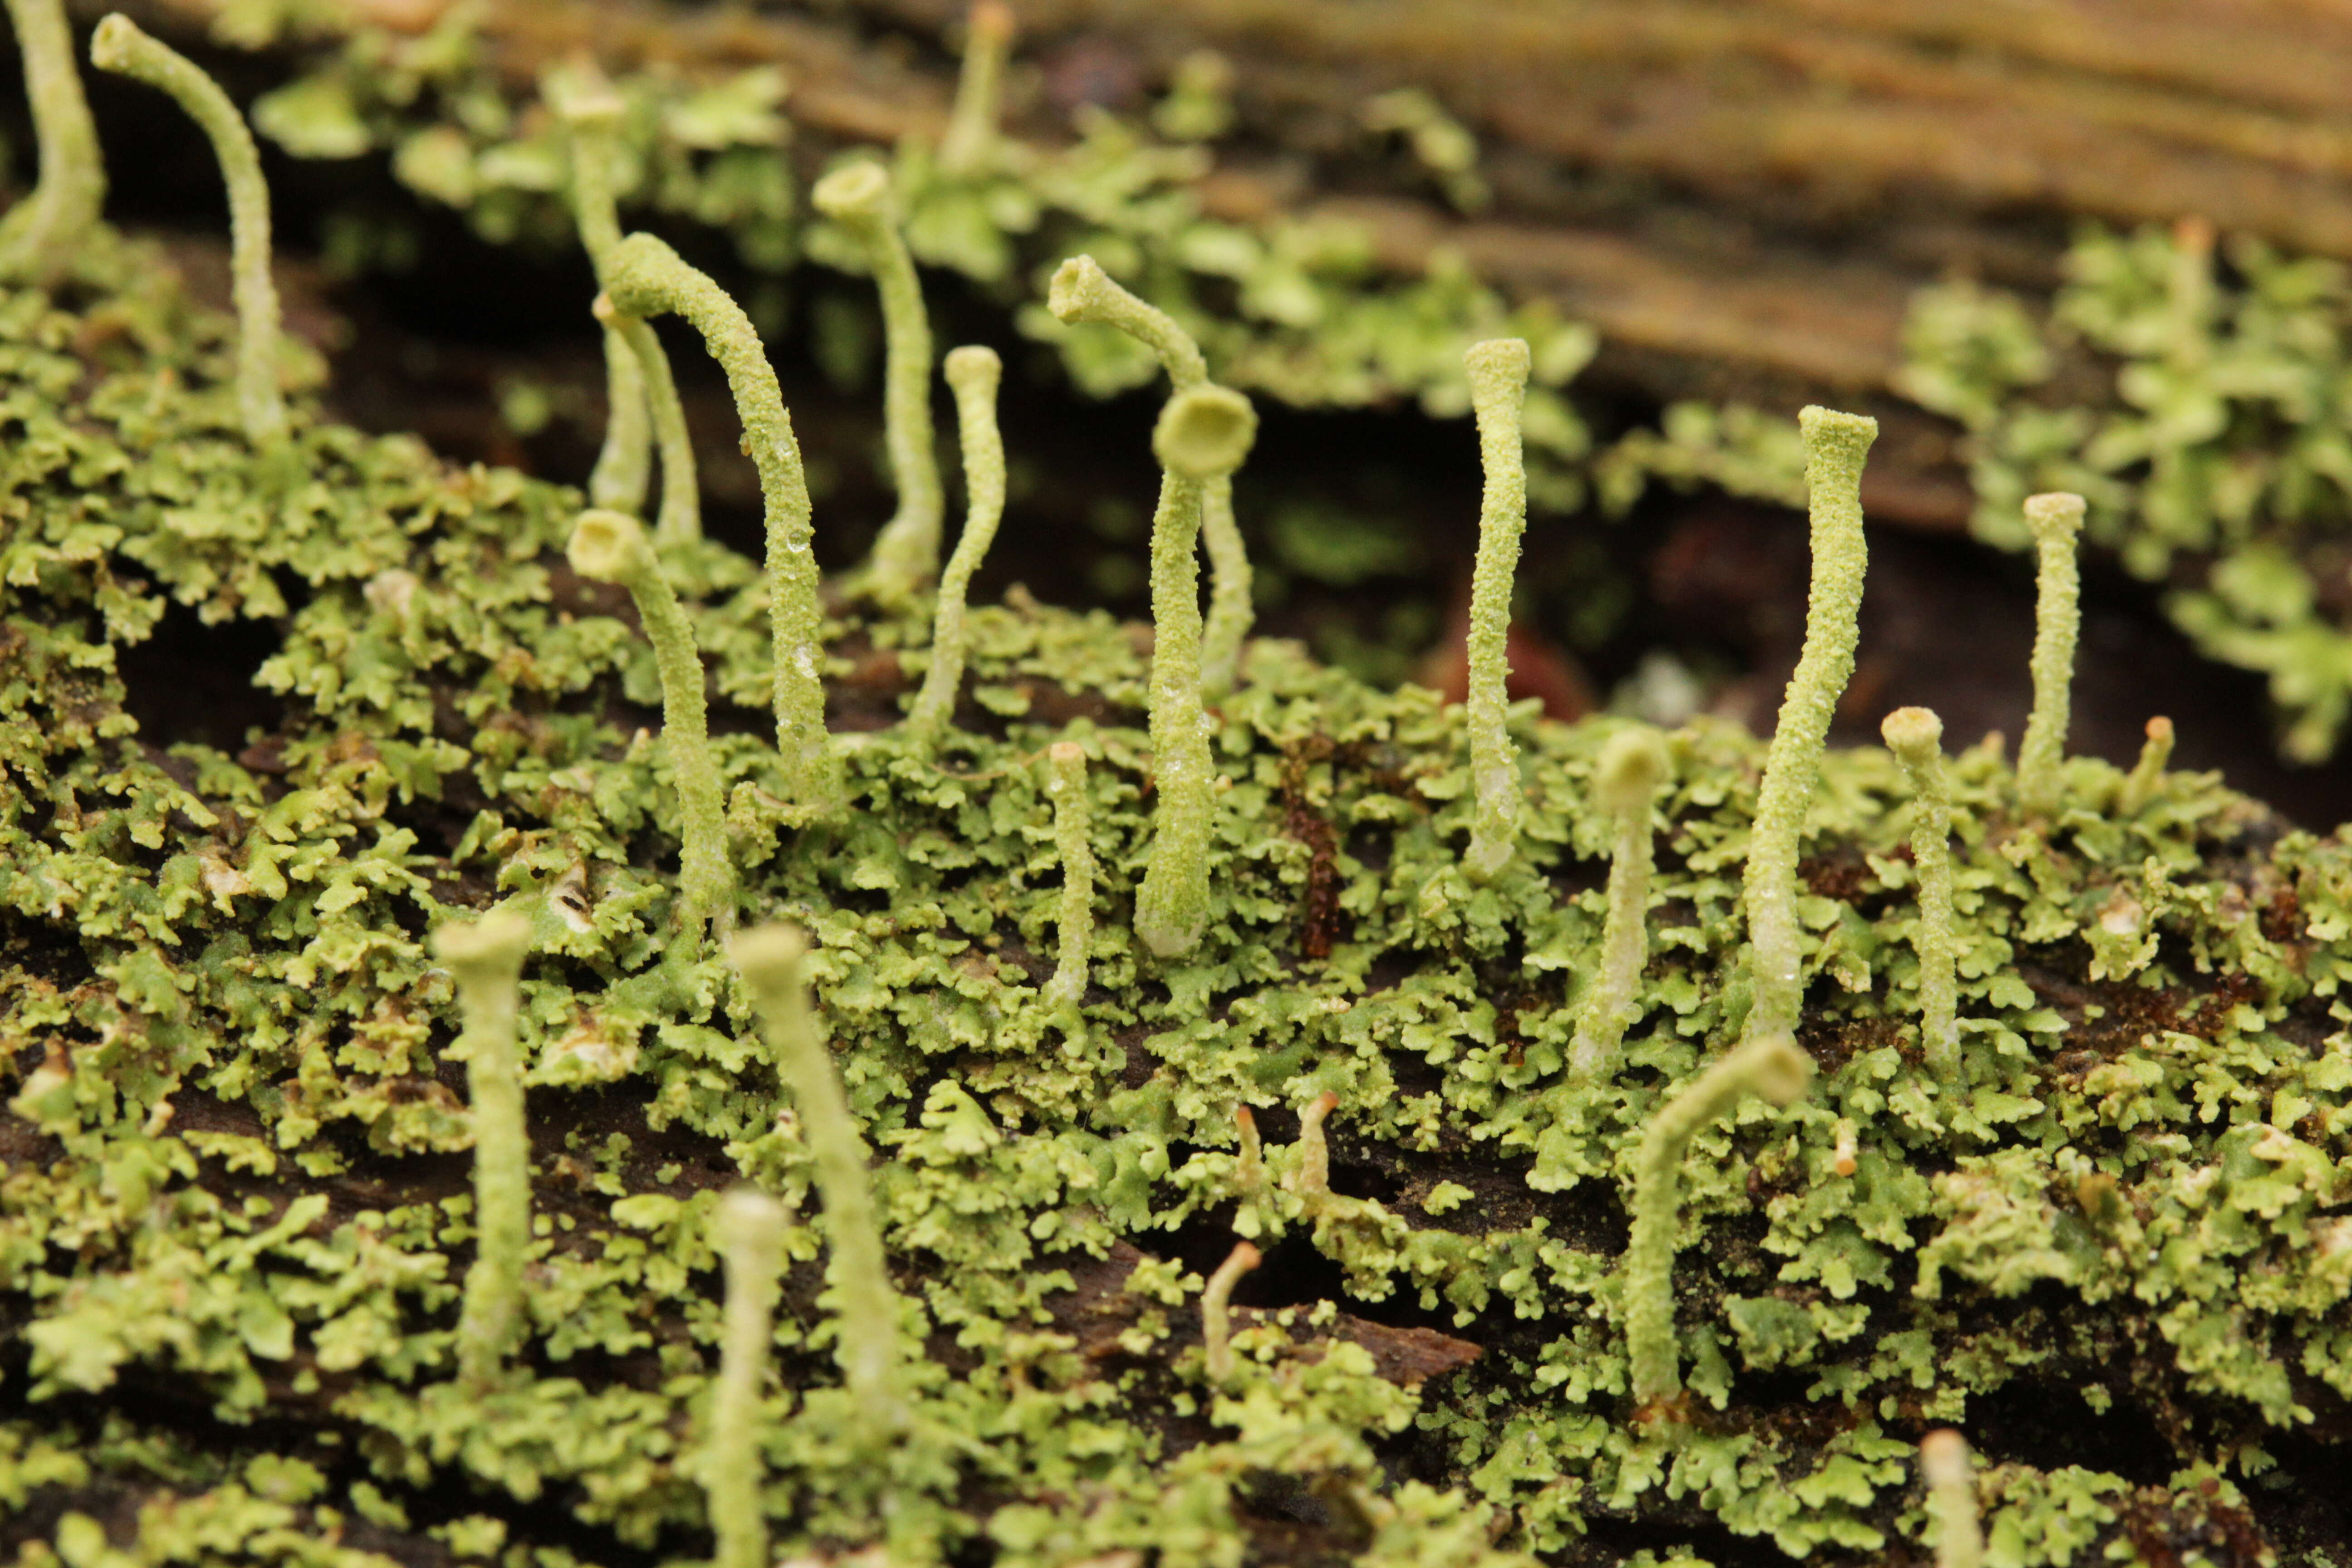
[5, 17, 2352, 1568]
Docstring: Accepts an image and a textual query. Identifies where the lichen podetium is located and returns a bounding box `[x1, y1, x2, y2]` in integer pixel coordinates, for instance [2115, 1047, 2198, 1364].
[814, 161, 942, 608]
[1882, 706, 1961, 1081]
[0, 0, 103, 284]
[90, 13, 284, 447]
[605, 233, 835, 810]
[433, 909, 533, 1390]
[907, 344, 1008, 749]
[2017, 491, 2085, 820]
[1133, 382, 1259, 957]
[707, 1187, 786, 1568]
[1461, 338, 1533, 883]
[1568, 725, 1669, 1082]
[1741, 406, 1876, 1045]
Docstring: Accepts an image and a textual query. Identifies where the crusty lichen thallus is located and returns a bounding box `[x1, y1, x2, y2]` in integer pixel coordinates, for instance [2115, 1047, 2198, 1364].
[89, 13, 283, 447]
[593, 293, 701, 545]
[1133, 384, 1258, 958]
[728, 925, 906, 1443]
[1625, 1032, 1812, 1410]
[603, 233, 833, 810]
[1568, 725, 1669, 1082]
[433, 908, 533, 1389]
[1743, 407, 1876, 1044]
[2018, 491, 2086, 819]
[1882, 706, 1961, 1081]
[556, 77, 651, 519]
[908, 345, 1007, 747]
[1921, 1430, 1984, 1568]
[1044, 254, 1252, 695]
[938, 0, 1014, 176]
[0, 0, 104, 284]
[708, 1187, 785, 1568]
[1044, 740, 1094, 1008]
[1461, 338, 1533, 884]
[1200, 1240, 1260, 1383]
[565, 510, 731, 936]
[813, 161, 942, 607]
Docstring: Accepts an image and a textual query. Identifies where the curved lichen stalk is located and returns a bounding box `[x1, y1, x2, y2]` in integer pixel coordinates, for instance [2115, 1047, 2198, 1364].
[0, 0, 105, 284]
[2017, 491, 2085, 819]
[729, 926, 906, 1446]
[1047, 256, 1254, 695]
[1882, 706, 1960, 1081]
[1043, 740, 1094, 1008]
[2119, 715, 2175, 815]
[433, 908, 533, 1389]
[1200, 1240, 1260, 1382]
[593, 294, 701, 545]
[814, 162, 942, 607]
[552, 75, 651, 520]
[1624, 1033, 1812, 1409]
[604, 233, 835, 811]
[907, 345, 1007, 747]
[1133, 383, 1259, 957]
[1461, 338, 1533, 883]
[1742, 406, 1876, 1045]
[1568, 725, 1670, 1082]
[90, 14, 283, 447]
[707, 1187, 785, 1568]
[566, 510, 733, 938]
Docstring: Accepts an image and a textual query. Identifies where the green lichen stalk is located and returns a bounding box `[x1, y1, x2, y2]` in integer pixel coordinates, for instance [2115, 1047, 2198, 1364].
[1133, 384, 1259, 958]
[2018, 491, 2086, 818]
[1920, 1430, 1984, 1568]
[1200, 1240, 1260, 1382]
[938, 0, 1014, 176]
[1742, 407, 1877, 1044]
[1568, 726, 1670, 1082]
[566, 510, 731, 938]
[90, 14, 283, 447]
[0, 0, 104, 284]
[434, 909, 533, 1389]
[707, 1187, 785, 1568]
[555, 78, 652, 519]
[594, 294, 702, 545]
[1046, 255, 1254, 695]
[1461, 338, 1533, 883]
[1044, 740, 1094, 1008]
[1882, 706, 1961, 1081]
[907, 346, 1007, 746]
[604, 234, 833, 809]
[1625, 1033, 1813, 1409]
[729, 926, 906, 1443]
[2119, 714, 2176, 815]
[814, 162, 942, 606]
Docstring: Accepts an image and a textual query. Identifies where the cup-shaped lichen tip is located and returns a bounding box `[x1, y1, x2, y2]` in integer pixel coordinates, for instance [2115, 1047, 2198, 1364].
[1594, 726, 1669, 816]
[2023, 490, 2085, 544]
[726, 921, 807, 990]
[812, 159, 891, 224]
[945, 342, 1001, 396]
[1154, 385, 1257, 480]
[602, 232, 680, 321]
[1047, 255, 1113, 325]
[1463, 335, 1532, 398]
[87, 12, 138, 70]
[432, 906, 531, 977]
[566, 507, 647, 583]
[1881, 705, 1943, 761]
[1796, 403, 1880, 462]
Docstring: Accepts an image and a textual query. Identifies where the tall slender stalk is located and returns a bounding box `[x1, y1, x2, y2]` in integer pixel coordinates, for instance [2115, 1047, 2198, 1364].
[1133, 384, 1258, 958]
[1882, 707, 1960, 1081]
[2118, 715, 2175, 816]
[1568, 726, 1669, 1082]
[907, 346, 1006, 746]
[593, 294, 701, 544]
[0, 0, 105, 284]
[1200, 1240, 1261, 1382]
[1742, 407, 1876, 1044]
[91, 14, 283, 446]
[605, 234, 834, 811]
[2018, 491, 2085, 819]
[939, 0, 1015, 176]
[814, 162, 941, 606]
[554, 76, 651, 519]
[1462, 338, 1532, 882]
[1920, 1431, 1984, 1568]
[566, 509, 732, 938]
[1043, 741, 1095, 1008]
[706, 1187, 784, 1568]
[434, 908, 533, 1388]
[729, 925, 906, 1446]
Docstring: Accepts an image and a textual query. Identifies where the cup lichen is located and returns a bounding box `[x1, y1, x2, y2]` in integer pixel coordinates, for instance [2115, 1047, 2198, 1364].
[432, 908, 534, 1390]
[1568, 725, 1669, 1082]
[2018, 491, 2086, 819]
[707, 1186, 786, 1568]
[1881, 706, 1961, 1081]
[1461, 337, 1534, 884]
[0, 0, 103, 284]
[906, 344, 1008, 748]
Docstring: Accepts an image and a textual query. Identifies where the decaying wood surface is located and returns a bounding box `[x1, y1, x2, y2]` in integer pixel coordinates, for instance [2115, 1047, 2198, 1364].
[131, 0, 2352, 530]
